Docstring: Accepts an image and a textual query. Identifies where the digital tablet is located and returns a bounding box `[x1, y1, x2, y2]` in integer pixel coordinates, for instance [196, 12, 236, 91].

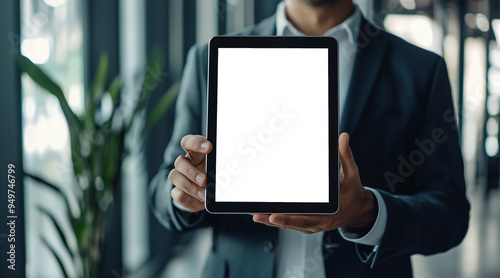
[205, 36, 338, 214]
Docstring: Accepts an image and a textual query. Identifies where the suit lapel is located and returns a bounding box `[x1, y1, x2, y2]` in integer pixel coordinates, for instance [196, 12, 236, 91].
[340, 19, 388, 134]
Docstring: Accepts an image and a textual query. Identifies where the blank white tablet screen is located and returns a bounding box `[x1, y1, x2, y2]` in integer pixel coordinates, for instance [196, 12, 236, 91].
[216, 48, 329, 203]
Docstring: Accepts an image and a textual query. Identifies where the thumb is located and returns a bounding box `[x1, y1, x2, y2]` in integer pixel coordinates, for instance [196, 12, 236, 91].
[339, 133, 357, 176]
[181, 135, 212, 167]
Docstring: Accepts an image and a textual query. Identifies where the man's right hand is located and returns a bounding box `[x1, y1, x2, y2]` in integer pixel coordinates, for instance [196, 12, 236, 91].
[169, 135, 213, 212]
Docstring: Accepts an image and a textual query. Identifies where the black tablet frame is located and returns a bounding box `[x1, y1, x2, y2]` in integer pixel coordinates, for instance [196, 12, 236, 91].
[205, 36, 339, 214]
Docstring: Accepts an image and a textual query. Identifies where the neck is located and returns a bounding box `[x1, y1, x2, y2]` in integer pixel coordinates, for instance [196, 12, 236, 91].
[284, 0, 354, 36]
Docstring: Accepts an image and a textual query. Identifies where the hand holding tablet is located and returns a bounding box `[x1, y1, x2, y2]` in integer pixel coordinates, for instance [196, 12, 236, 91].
[169, 135, 213, 212]
[168, 36, 377, 232]
[169, 133, 378, 233]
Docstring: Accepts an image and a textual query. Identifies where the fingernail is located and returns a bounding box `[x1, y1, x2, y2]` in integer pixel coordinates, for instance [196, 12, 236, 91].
[198, 190, 206, 201]
[196, 173, 205, 185]
[201, 142, 209, 151]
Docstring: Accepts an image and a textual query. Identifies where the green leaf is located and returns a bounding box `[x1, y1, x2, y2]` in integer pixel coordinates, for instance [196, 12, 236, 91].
[25, 173, 74, 217]
[102, 135, 120, 190]
[144, 81, 179, 131]
[38, 206, 74, 259]
[73, 218, 86, 251]
[15, 53, 82, 148]
[90, 53, 109, 101]
[41, 236, 70, 278]
[15, 53, 83, 177]
[107, 76, 122, 103]
[87, 53, 109, 130]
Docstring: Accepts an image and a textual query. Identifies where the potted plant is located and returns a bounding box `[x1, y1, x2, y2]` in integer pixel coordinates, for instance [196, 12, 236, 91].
[15, 51, 178, 278]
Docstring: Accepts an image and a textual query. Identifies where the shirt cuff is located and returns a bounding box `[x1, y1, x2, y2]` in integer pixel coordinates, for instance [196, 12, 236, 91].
[338, 187, 388, 246]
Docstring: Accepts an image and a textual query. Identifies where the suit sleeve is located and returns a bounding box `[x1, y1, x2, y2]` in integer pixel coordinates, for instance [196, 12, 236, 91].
[362, 57, 470, 267]
[148, 45, 211, 232]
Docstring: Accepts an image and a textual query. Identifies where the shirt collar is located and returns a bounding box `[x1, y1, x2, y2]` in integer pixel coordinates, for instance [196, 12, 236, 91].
[275, 1, 362, 45]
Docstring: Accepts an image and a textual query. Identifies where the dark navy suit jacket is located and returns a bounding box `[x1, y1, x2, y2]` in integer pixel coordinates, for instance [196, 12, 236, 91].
[149, 15, 470, 278]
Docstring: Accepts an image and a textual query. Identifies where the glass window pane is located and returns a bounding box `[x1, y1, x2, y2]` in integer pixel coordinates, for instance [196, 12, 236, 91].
[21, 0, 84, 277]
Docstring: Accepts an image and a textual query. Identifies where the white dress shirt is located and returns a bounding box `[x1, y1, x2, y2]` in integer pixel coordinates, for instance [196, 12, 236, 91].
[274, 3, 388, 278]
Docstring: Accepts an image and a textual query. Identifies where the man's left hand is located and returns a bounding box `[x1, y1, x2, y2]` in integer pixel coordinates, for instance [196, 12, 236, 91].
[253, 132, 378, 235]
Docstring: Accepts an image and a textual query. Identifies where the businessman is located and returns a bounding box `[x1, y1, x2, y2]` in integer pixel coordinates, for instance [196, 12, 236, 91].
[149, 0, 470, 277]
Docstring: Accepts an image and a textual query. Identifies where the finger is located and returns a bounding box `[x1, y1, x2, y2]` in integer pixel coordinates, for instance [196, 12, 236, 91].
[268, 214, 321, 230]
[339, 133, 358, 177]
[181, 135, 212, 153]
[180, 135, 213, 165]
[171, 187, 205, 212]
[259, 214, 319, 233]
[168, 169, 204, 201]
[174, 155, 206, 186]
[252, 214, 315, 234]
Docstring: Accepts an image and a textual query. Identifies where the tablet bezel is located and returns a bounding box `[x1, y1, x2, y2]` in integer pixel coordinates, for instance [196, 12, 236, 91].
[205, 36, 339, 214]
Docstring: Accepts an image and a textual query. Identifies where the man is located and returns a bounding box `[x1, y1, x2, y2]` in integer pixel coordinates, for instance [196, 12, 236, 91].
[149, 0, 470, 277]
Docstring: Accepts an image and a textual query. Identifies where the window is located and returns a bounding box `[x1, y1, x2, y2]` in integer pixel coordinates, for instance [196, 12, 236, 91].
[21, 0, 84, 276]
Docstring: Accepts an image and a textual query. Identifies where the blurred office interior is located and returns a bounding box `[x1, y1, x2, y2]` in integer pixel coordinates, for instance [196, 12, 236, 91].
[1, 0, 500, 277]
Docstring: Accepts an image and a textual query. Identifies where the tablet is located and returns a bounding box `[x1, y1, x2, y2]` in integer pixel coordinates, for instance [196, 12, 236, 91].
[205, 36, 338, 214]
